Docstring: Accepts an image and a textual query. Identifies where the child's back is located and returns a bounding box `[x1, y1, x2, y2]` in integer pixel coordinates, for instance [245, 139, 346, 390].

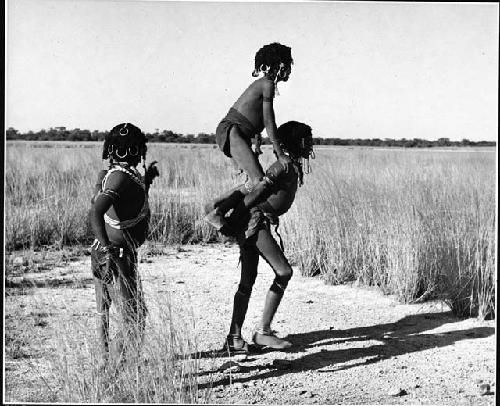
[95, 166, 150, 248]
[232, 77, 276, 134]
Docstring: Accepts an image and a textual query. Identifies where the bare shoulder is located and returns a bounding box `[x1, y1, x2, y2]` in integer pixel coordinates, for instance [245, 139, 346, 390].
[103, 170, 130, 190]
[95, 169, 107, 183]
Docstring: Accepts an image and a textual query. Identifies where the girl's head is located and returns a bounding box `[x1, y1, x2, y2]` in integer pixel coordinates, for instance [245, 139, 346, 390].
[277, 121, 314, 186]
[277, 121, 313, 160]
[102, 123, 147, 167]
[252, 43, 293, 82]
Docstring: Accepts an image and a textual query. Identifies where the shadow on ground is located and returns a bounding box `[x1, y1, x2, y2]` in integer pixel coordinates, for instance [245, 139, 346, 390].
[199, 312, 494, 389]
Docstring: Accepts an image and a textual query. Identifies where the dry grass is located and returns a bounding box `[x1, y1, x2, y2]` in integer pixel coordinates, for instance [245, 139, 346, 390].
[5, 142, 496, 318]
[54, 294, 202, 403]
[4, 282, 207, 403]
[281, 148, 496, 319]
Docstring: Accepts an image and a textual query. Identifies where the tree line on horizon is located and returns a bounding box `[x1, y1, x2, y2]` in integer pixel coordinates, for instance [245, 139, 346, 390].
[5, 127, 496, 148]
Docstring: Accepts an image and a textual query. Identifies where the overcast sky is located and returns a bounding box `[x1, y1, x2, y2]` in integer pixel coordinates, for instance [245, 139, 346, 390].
[5, 0, 499, 141]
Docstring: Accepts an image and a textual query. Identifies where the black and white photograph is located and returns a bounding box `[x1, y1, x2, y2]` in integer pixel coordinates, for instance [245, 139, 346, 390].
[4, 0, 497, 404]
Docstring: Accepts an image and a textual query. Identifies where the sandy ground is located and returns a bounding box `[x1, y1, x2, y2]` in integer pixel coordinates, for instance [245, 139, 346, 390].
[4, 243, 496, 405]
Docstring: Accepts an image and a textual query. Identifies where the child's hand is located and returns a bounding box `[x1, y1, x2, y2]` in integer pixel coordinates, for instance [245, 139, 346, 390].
[254, 144, 263, 156]
[278, 154, 292, 173]
[146, 161, 160, 183]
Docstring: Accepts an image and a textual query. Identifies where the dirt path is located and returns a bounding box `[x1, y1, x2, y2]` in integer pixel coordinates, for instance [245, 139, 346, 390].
[4, 244, 496, 404]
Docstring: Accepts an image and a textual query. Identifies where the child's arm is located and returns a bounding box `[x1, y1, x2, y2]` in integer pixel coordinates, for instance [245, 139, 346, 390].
[90, 170, 107, 204]
[230, 160, 286, 216]
[89, 171, 128, 247]
[144, 161, 160, 194]
[90, 194, 113, 248]
[262, 80, 292, 172]
[264, 160, 288, 184]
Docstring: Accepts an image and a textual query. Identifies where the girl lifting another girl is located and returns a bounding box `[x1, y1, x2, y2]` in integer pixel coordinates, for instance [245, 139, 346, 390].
[220, 120, 314, 353]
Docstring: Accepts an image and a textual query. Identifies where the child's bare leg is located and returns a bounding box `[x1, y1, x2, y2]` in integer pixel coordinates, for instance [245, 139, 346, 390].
[229, 242, 259, 337]
[227, 180, 271, 227]
[223, 128, 279, 210]
[112, 257, 143, 366]
[113, 278, 135, 366]
[214, 128, 265, 212]
[94, 278, 112, 364]
[228, 127, 265, 181]
[224, 241, 258, 353]
[252, 228, 293, 349]
[205, 127, 268, 229]
[204, 185, 245, 214]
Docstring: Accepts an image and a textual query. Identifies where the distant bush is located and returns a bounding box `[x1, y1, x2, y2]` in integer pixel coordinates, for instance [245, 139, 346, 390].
[6, 127, 496, 148]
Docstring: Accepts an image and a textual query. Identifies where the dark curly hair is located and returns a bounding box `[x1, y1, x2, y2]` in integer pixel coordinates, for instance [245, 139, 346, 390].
[252, 42, 293, 77]
[277, 121, 313, 158]
[277, 121, 313, 186]
[102, 123, 147, 165]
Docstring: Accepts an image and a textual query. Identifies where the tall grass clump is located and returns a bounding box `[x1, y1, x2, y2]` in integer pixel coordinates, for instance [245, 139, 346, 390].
[146, 145, 239, 244]
[52, 292, 205, 403]
[5, 145, 96, 249]
[281, 148, 496, 319]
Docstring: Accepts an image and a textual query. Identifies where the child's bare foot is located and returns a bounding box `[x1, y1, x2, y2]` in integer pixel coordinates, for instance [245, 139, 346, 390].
[252, 330, 292, 349]
[203, 202, 215, 215]
[203, 208, 228, 231]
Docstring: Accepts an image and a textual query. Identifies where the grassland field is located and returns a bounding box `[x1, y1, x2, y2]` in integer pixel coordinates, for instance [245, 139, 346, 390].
[4, 141, 496, 318]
